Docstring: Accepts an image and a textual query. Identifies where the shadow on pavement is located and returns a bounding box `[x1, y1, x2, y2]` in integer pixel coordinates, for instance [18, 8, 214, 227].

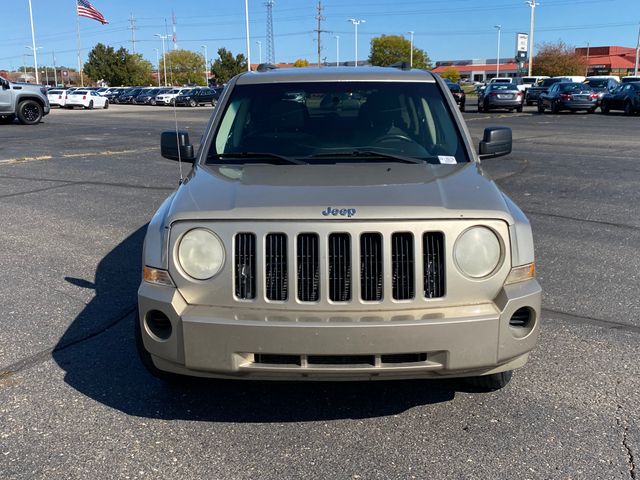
[53, 226, 459, 422]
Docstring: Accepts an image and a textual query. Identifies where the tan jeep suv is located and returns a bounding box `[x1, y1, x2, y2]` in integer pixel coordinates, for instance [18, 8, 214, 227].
[137, 66, 541, 391]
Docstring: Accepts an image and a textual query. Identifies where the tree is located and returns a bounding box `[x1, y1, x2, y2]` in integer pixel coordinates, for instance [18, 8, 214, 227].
[293, 58, 310, 68]
[160, 49, 207, 86]
[533, 41, 587, 77]
[83, 43, 119, 84]
[84, 43, 153, 86]
[368, 35, 431, 69]
[211, 48, 247, 84]
[440, 66, 461, 83]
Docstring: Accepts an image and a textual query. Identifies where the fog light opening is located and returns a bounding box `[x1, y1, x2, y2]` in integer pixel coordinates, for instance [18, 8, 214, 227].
[145, 310, 173, 340]
[509, 307, 535, 338]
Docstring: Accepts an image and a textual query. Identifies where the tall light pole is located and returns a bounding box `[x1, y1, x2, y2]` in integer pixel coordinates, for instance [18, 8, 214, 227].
[526, 1, 538, 76]
[494, 25, 502, 77]
[244, 0, 251, 71]
[335, 35, 340, 66]
[348, 18, 365, 67]
[25, 46, 42, 83]
[585, 41, 590, 76]
[634, 23, 640, 76]
[155, 34, 169, 86]
[27, 0, 39, 84]
[52, 51, 58, 87]
[256, 41, 263, 64]
[201, 45, 208, 86]
[408, 31, 414, 68]
[155, 48, 161, 87]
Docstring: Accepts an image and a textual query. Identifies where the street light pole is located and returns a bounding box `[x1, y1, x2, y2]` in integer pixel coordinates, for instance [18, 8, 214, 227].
[244, 0, 251, 71]
[585, 41, 590, 76]
[494, 25, 502, 77]
[155, 49, 160, 87]
[634, 23, 640, 76]
[25, 46, 42, 83]
[201, 45, 208, 86]
[53, 51, 58, 87]
[155, 34, 169, 86]
[27, 0, 39, 84]
[348, 18, 365, 67]
[526, 1, 538, 76]
[256, 41, 262, 64]
[408, 31, 414, 68]
[335, 35, 340, 66]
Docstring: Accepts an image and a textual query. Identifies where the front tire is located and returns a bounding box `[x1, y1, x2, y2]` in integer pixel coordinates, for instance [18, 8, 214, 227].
[16, 100, 43, 125]
[537, 100, 545, 113]
[189, 99, 197, 107]
[86, 100, 94, 110]
[103, 100, 109, 109]
[624, 100, 634, 116]
[464, 371, 513, 392]
[601, 101, 610, 114]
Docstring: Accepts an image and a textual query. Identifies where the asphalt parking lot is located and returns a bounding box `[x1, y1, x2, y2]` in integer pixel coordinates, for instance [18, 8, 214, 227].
[0, 103, 638, 479]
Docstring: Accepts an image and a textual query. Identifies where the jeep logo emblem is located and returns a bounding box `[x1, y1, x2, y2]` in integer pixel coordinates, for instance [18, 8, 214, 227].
[322, 207, 357, 218]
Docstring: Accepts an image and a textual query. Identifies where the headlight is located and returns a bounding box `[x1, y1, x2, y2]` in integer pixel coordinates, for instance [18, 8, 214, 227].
[454, 226, 502, 278]
[177, 228, 225, 280]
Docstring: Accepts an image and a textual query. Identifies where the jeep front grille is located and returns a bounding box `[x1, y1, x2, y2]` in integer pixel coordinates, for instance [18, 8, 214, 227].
[297, 233, 320, 302]
[234, 230, 445, 303]
[328, 233, 352, 302]
[360, 233, 383, 301]
[265, 233, 288, 301]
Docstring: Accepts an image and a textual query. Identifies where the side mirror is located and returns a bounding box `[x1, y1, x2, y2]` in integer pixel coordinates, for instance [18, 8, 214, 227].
[161, 131, 195, 163]
[0, 78, 9, 90]
[479, 127, 512, 159]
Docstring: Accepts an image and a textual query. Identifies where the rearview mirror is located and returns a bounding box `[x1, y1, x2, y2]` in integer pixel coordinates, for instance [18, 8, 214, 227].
[478, 127, 512, 160]
[161, 131, 195, 162]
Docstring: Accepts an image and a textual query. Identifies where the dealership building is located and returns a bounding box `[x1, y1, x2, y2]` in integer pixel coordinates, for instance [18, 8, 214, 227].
[432, 45, 639, 81]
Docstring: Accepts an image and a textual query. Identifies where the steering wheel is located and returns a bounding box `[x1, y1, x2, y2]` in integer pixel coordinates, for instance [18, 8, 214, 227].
[372, 133, 415, 144]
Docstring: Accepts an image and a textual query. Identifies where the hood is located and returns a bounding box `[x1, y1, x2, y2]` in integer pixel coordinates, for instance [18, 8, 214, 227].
[166, 162, 514, 225]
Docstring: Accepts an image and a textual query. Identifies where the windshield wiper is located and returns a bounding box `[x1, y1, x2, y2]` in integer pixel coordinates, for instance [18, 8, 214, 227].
[214, 152, 307, 165]
[308, 150, 426, 164]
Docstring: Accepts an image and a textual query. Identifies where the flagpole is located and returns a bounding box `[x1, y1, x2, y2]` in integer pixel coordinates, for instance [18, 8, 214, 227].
[75, 1, 84, 86]
[27, 0, 40, 84]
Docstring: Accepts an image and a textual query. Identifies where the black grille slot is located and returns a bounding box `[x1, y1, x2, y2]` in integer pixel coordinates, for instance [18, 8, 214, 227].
[509, 308, 531, 328]
[423, 232, 445, 298]
[307, 355, 375, 366]
[265, 233, 288, 301]
[381, 353, 427, 364]
[297, 233, 320, 302]
[328, 234, 352, 302]
[360, 233, 383, 301]
[254, 354, 300, 365]
[235, 233, 256, 299]
[392, 233, 415, 300]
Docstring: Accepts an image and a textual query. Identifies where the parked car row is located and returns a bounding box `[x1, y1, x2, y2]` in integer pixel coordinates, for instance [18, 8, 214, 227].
[457, 74, 640, 116]
[45, 85, 223, 109]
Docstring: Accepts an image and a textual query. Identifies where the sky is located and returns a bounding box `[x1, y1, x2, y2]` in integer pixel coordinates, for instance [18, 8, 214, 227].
[1, 0, 639, 72]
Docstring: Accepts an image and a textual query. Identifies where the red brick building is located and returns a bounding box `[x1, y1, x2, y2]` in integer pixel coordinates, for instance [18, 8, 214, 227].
[576, 46, 638, 76]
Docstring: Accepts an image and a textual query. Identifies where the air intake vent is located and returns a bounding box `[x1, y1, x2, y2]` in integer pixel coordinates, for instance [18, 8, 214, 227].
[328, 233, 352, 302]
[509, 307, 532, 328]
[360, 233, 383, 301]
[265, 233, 288, 301]
[297, 233, 320, 302]
[235, 233, 256, 299]
[423, 232, 445, 298]
[392, 232, 415, 300]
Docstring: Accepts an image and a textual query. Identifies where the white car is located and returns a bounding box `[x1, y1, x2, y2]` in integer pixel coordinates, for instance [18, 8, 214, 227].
[47, 89, 67, 107]
[65, 90, 109, 109]
[155, 88, 192, 106]
[521, 76, 549, 90]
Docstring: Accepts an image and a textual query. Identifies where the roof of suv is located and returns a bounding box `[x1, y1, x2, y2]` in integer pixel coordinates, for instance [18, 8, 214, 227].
[235, 66, 437, 85]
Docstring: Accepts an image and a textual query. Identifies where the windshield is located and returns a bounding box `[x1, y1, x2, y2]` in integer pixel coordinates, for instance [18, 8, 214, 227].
[207, 81, 469, 165]
[585, 79, 608, 88]
[559, 83, 591, 93]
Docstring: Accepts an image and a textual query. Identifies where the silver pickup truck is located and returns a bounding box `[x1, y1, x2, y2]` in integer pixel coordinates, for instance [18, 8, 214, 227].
[137, 66, 541, 391]
[0, 76, 50, 125]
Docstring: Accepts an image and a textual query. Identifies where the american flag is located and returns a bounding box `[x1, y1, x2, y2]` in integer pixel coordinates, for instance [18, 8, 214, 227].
[76, 0, 108, 24]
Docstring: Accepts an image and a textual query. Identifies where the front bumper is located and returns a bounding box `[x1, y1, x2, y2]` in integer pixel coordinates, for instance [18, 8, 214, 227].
[138, 279, 542, 380]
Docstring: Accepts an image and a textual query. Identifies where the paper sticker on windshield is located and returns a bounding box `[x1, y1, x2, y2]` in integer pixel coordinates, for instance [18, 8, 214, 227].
[438, 156, 457, 164]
